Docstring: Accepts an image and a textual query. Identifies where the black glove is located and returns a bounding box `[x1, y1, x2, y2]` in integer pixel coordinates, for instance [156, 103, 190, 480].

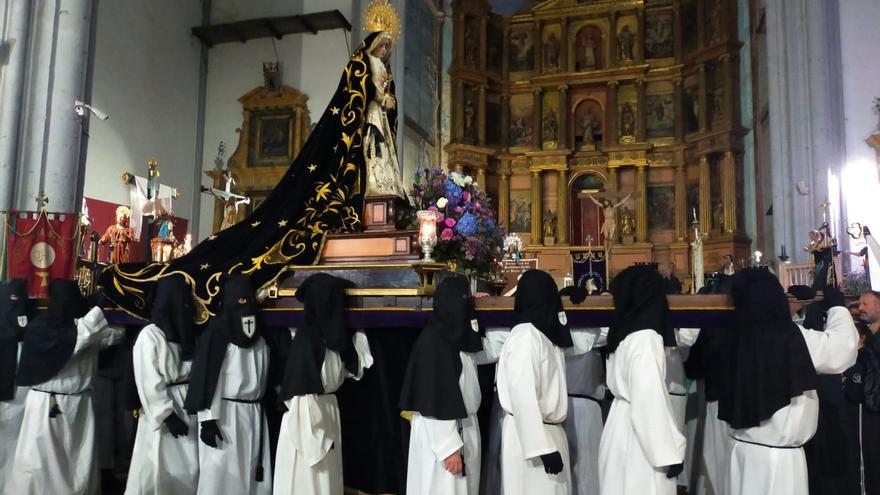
[163, 413, 189, 438]
[559, 286, 587, 304]
[200, 419, 224, 448]
[787, 285, 816, 301]
[539, 451, 564, 475]
[821, 286, 846, 310]
[664, 463, 683, 479]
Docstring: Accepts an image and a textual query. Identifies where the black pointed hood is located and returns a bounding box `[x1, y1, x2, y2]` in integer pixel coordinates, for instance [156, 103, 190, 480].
[515, 269, 573, 348]
[608, 264, 675, 353]
[150, 276, 196, 360]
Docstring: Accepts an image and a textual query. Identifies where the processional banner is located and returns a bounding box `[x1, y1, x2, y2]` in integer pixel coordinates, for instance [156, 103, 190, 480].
[572, 250, 608, 294]
[3, 210, 80, 297]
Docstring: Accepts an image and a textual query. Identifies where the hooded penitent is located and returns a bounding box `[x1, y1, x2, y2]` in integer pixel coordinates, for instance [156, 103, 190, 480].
[399, 276, 481, 420]
[278, 273, 356, 401]
[185, 275, 259, 414]
[151, 276, 197, 360]
[607, 264, 675, 353]
[1, 279, 31, 400]
[717, 267, 818, 430]
[685, 274, 733, 402]
[16, 280, 86, 387]
[514, 269, 573, 348]
[100, 31, 396, 324]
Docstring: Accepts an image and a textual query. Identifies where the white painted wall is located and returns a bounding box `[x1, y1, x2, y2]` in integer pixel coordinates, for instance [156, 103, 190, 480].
[84, 0, 203, 222]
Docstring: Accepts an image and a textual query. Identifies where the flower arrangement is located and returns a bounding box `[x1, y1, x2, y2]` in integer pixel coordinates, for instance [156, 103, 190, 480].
[410, 167, 506, 279]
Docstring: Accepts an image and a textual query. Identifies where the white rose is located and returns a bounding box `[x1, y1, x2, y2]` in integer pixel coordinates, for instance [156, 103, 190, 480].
[436, 197, 448, 208]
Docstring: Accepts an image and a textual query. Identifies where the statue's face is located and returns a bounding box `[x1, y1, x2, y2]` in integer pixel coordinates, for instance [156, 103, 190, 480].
[371, 39, 392, 62]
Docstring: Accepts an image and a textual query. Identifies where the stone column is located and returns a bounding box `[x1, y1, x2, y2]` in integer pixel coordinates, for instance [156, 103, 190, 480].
[721, 151, 737, 234]
[501, 94, 511, 149]
[635, 79, 647, 142]
[557, 167, 569, 245]
[530, 170, 543, 243]
[499, 164, 511, 229]
[16, 0, 95, 213]
[697, 64, 708, 132]
[454, 80, 465, 141]
[608, 11, 619, 67]
[558, 85, 569, 149]
[674, 164, 687, 241]
[606, 81, 619, 145]
[477, 84, 487, 146]
[533, 88, 543, 149]
[636, 165, 648, 243]
[698, 155, 712, 233]
[0, 0, 33, 210]
[636, 9, 646, 64]
[672, 0, 683, 61]
[560, 18, 569, 72]
[673, 77, 685, 142]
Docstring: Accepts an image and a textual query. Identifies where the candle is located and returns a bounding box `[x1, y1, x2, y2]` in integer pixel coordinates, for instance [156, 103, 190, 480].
[754, 250, 762, 264]
[692, 208, 697, 222]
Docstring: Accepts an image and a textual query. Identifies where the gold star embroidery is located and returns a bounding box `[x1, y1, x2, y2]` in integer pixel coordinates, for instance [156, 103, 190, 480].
[330, 106, 340, 115]
[278, 219, 288, 227]
[251, 221, 261, 227]
[200, 263, 209, 270]
[208, 235, 217, 241]
[307, 164, 317, 173]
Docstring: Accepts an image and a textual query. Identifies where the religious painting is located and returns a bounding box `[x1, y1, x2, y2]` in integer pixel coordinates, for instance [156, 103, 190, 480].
[645, 13, 673, 59]
[487, 21, 503, 74]
[464, 15, 480, 69]
[509, 26, 535, 72]
[509, 93, 534, 148]
[646, 94, 674, 138]
[574, 98, 603, 150]
[485, 92, 502, 145]
[542, 25, 562, 72]
[575, 25, 603, 71]
[509, 189, 532, 233]
[682, 0, 698, 54]
[251, 112, 294, 167]
[648, 185, 675, 230]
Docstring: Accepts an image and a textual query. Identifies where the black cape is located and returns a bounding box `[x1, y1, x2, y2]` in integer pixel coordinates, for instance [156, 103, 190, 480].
[1, 279, 31, 400]
[101, 31, 395, 323]
[278, 273, 355, 401]
[514, 269, 573, 348]
[717, 268, 818, 429]
[684, 275, 733, 402]
[607, 264, 675, 353]
[185, 275, 260, 414]
[399, 276, 481, 420]
[16, 280, 87, 387]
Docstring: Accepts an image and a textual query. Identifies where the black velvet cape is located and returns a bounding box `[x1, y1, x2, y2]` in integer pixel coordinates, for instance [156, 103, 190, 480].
[0, 279, 31, 401]
[100, 32, 395, 323]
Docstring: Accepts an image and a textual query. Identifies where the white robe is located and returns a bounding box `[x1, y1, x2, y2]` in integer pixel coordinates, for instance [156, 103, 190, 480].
[0, 340, 28, 483]
[406, 351, 482, 495]
[728, 306, 858, 495]
[196, 337, 271, 495]
[5, 307, 123, 495]
[124, 324, 198, 494]
[700, 399, 731, 495]
[273, 331, 372, 495]
[564, 327, 608, 495]
[498, 322, 571, 495]
[476, 329, 510, 495]
[599, 329, 686, 495]
[666, 328, 700, 488]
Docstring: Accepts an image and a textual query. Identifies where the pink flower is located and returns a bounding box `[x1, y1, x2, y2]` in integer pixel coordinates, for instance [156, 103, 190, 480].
[441, 228, 454, 241]
[436, 213, 445, 223]
[455, 206, 464, 214]
[428, 205, 438, 212]
[445, 217, 456, 228]
[462, 192, 471, 201]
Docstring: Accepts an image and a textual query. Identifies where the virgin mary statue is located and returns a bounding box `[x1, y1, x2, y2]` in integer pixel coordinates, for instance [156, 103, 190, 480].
[100, 30, 407, 321]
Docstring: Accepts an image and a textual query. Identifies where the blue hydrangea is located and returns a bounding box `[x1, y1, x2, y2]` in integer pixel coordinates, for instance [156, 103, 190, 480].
[445, 180, 463, 200]
[455, 212, 478, 236]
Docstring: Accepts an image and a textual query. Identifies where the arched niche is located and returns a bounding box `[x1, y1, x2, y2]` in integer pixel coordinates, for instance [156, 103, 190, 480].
[569, 171, 607, 246]
[572, 98, 604, 151]
[574, 25, 604, 71]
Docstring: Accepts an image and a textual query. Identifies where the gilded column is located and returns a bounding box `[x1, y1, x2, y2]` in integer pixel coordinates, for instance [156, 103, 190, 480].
[533, 88, 543, 149]
[558, 85, 569, 149]
[499, 164, 511, 229]
[607, 81, 619, 145]
[608, 11, 619, 67]
[673, 77, 684, 142]
[608, 166, 619, 192]
[477, 84, 487, 146]
[531, 170, 543, 243]
[557, 167, 569, 245]
[454, 80, 465, 141]
[560, 18, 569, 72]
[476, 167, 487, 191]
[672, 0, 683, 62]
[698, 155, 712, 233]
[293, 108, 304, 153]
[534, 21, 543, 72]
[720, 54, 737, 126]
[721, 151, 737, 234]
[636, 165, 648, 243]
[635, 79, 646, 142]
[501, 94, 511, 149]
[697, 64, 708, 132]
[674, 164, 687, 241]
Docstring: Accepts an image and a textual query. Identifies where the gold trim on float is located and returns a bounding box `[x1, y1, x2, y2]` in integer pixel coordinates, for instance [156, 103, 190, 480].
[277, 287, 427, 297]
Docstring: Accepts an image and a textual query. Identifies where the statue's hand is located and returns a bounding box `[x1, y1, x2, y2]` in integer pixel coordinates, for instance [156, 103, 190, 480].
[384, 94, 397, 110]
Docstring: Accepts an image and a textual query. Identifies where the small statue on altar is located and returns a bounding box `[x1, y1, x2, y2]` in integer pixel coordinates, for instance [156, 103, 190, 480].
[582, 32, 597, 69]
[543, 109, 559, 143]
[620, 103, 636, 138]
[542, 211, 557, 245]
[712, 200, 724, 231]
[620, 207, 636, 238]
[364, 32, 407, 199]
[581, 109, 597, 149]
[618, 25, 636, 62]
[588, 192, 632, 251]
[99, 206, 135, 264]
[463, 93, 476, 140]
[691, 216, 709, 292]
[544, 33, 561, 70]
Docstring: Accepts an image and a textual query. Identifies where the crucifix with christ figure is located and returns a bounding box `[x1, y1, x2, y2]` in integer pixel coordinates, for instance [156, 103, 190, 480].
[577, 190, 637, 252]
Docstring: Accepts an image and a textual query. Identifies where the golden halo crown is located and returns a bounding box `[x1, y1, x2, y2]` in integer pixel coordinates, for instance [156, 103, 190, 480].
[115, 205, 132, 219]
[363, 0, 401, 42]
